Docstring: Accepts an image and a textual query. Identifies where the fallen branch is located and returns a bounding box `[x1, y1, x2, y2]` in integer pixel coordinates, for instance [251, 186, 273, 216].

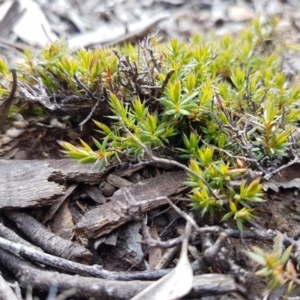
[0, 235, 170, 281]
[0, 245, 243, 299]
[5, 210, 93, 264]
[0, 248, 149, 300]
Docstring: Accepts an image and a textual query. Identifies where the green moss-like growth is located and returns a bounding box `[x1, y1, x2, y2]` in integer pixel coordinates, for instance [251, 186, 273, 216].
[1, 17, 300, 232]
[1, 17, 299, 295]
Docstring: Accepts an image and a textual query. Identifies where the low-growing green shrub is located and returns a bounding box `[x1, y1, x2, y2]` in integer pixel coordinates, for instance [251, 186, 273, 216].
[1, 16, 300, 296]
[1, 17, 299, 232]
[55, 18, 300, 232]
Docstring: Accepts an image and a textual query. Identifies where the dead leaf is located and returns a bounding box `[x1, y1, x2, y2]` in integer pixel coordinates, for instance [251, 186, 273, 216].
[68, 14, 169, 50]
[263, 163, 300, 192]
[228, 5, 255, 22]
[130, 223, 193, 300]
[43, 184, 78, 224]
[263, 178, 300, 192]
[214, 92, 224, 111]
[12, 0, 57, 47]
[82, 185, 106, 204]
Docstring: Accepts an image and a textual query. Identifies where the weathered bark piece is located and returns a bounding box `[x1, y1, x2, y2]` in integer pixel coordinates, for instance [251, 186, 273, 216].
[109, 222, 147, 270]
[47, 159, 105, 184]
[0, 159, 105, 209]
[5, 210, 93, 264]
[107, 174, 133, 188]
[0, 247, 241, 299]
[82, 184, 106, 204]
[76, 171, 186, 238]
[0, 159, 64, 209]
[0, 274, 19, 300]
[94, 229, 119, 248]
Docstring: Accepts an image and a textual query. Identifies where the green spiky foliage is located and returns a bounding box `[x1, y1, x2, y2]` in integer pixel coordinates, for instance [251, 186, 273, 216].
[1, 17, 299, 296]
[1, 17, 300, 233]
[246, 232, 296, 295]
[58, 18, 299, 231]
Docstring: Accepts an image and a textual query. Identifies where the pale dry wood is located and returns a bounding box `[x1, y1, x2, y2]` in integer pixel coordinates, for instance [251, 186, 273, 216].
[0, 160, 64, 209]
[68, 14, 169, 50]
[188, 274, 241, 297]
[0, 1, 24, 37]
[11, 0, 57, 47]
[0, 159, 104, 209]
[76, 171, 187, 238]
[0, 274, 19, 300]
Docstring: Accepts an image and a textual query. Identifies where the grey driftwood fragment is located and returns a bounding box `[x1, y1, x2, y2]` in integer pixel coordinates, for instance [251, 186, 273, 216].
[76, 171, 187, 238]
[0, 159, 104, 209]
